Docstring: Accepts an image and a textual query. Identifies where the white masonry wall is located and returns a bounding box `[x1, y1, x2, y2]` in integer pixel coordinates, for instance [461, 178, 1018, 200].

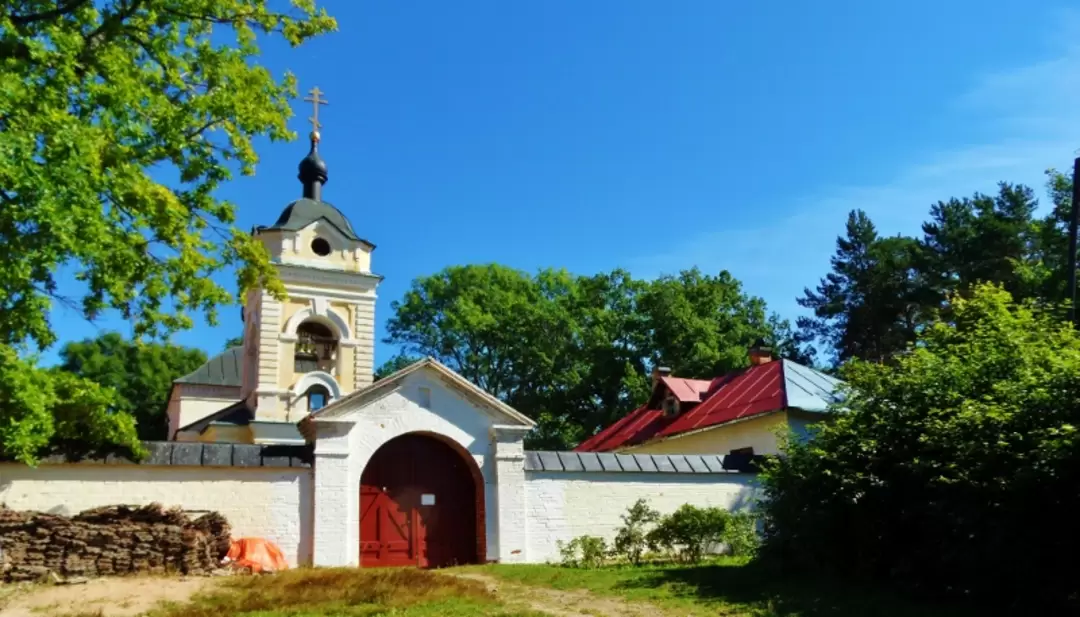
[0, 464, 314, 567]
[523, 471, 760, 563]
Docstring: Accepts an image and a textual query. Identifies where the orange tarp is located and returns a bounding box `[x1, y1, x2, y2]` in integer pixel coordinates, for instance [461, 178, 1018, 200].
[225, 538, 289, 573]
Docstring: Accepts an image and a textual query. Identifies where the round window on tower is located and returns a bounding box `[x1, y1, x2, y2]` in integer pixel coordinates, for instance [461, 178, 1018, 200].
[311, 237, 332, 256]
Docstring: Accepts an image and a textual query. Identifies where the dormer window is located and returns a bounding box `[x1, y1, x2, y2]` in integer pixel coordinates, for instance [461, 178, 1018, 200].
[295, 321, 337, 373]
[311, 237, 332, 256]
[661, 394, 681, 417]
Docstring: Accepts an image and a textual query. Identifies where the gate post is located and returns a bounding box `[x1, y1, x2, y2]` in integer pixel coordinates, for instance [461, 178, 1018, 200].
[310, 418, 358, 567]
[491, 425, 531, 563]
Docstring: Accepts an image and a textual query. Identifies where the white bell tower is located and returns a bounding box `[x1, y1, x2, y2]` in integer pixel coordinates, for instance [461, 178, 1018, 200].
[240, 87, 381, 424]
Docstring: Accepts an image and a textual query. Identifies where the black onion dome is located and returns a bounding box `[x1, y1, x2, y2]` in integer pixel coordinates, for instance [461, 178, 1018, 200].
[298, 147, 328, 186]
[258, 125, 374, 247]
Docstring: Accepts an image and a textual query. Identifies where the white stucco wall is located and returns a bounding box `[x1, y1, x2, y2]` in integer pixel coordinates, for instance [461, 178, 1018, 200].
[625, 411, 790, 456]
[168, 384, 242, 440]
[0, 464, 313, 567]
[523, 471, 760, 563]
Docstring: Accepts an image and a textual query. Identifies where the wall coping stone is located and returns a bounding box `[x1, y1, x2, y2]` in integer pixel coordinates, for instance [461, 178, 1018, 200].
[523, 451, 759, 474]
[0, 441, 313, 469]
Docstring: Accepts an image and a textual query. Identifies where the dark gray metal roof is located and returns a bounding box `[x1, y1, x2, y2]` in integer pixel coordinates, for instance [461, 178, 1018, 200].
[523, 451, 754, 474]
[262, 198, 371, 246]
[177, 399, 253, 434]
[19, 441, 313, 469]
[174, 347, 243, 387]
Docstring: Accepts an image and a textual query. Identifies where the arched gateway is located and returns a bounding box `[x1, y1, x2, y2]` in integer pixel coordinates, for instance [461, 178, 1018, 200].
[305, 357, 536, 567]
[359, 433, 484, 568]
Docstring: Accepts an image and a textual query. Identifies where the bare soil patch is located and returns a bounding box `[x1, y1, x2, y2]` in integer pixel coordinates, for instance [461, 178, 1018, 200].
[0, 576, 215, 617]
[450, 571, 665, 617]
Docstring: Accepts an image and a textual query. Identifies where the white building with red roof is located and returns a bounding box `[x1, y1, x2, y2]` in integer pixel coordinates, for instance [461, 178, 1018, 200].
[576, 342, 843, 456]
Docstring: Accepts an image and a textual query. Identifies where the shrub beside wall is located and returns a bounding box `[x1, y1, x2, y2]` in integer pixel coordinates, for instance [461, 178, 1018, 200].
[558, 499, 759, 568]
[0, 504, 231, 582]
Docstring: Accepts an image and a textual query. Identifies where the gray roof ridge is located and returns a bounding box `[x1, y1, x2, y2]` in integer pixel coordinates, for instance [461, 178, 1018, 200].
[174, 346, 244, 387]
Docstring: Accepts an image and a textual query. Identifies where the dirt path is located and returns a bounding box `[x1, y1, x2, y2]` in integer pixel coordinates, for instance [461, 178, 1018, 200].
[0, 576, 216, 617]
[449, 571, 666, 617]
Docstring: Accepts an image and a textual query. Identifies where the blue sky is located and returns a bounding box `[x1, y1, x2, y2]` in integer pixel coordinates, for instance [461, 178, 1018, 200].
[44, 0, 1080, 366]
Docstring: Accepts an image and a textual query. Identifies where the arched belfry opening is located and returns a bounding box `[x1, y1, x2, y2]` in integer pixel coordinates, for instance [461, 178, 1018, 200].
[359, 433, 485, 568]
[294, 320, 338, 374]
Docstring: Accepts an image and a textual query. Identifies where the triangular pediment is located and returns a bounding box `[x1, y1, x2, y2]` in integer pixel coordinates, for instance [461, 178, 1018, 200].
[304, 357, 535, 428]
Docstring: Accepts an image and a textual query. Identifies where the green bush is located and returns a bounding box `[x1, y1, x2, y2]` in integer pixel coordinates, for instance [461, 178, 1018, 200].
[647, 504, 729, 563]
[722, 512, 760, 557]
[612, 498, 660, 565]
[556, 535, 608, 569]
[760, 284, 1080, 610]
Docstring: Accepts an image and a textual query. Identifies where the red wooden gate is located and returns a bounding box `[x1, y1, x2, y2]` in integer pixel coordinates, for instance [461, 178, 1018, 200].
[360, 434, 478, 568]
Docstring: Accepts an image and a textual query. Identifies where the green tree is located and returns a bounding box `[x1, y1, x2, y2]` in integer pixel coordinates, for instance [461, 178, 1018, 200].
[385, 264, 796, 449]
[763, 284, 1080, 609]
[920, 183, 1040, 302]
[0, 1, 334, 462]
[1014, 169, 1075, 307]
[375, 353, 422, 381]
[384, 264, 577, 416]
[800, 177, 1076, 367]
[59, 333, 207, 440]
[639, 268, 796, 376]
[223, 336, 245, 350]
[798, 210, 930, 364]
[1, 346, 140, 463]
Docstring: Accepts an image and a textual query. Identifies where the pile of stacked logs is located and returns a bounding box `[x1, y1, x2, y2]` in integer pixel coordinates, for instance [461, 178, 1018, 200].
[0, 504, 231, 582]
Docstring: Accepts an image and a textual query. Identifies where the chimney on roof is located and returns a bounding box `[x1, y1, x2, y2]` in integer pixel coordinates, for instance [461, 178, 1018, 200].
[748, 338, 774, 366]
[651, 366, 672, 389]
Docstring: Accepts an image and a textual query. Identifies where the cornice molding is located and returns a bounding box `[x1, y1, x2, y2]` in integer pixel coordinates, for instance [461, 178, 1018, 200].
[276, 263, 382, 289]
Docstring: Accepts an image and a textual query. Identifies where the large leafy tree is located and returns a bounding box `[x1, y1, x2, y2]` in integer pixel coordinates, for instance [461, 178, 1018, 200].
[0, 345, 138, 462]
[763, 284, 1080, 610]
[640, 268, 800, 376]
[59, 333, 207, 440]
[0, 1, 334, 462]
[384, 264, 579, 408]
[385, 264, 798, 449]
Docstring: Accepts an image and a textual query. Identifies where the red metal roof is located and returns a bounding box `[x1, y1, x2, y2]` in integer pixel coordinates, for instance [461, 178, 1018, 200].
[575, 361, 788, 452]
[660, 376, 712, 402]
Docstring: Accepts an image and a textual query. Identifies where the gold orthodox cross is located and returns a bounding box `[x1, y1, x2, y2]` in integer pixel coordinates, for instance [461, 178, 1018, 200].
[304, 86, 329, 136]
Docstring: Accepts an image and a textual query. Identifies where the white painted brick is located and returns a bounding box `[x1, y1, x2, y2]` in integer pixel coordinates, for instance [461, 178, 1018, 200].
[522, 471, 759, 563]
[0, 464, 314, 567]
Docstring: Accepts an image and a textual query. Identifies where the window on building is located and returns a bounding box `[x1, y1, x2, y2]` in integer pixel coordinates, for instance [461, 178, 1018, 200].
[417, 386, 431, 409]
[294, 321, 337, 373]
[306, 385, 331, 412]
[311, 237, 332, 256]
[729, 447, 755, 456]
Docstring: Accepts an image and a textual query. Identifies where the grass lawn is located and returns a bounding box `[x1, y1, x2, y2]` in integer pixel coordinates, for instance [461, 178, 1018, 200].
[461, 558, 978, 617]
[57, 569, 547, 617]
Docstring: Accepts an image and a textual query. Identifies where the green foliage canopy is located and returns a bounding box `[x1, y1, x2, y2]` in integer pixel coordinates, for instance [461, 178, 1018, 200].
[799, 175, 1073, 365]
[385, 264, 799, 449]
[374, 353, 422, 381]
[763, 283, 1080, 609]
[0, 0, 334, 462]
[59, 333, 207, 440]
[0, 344, 142, 463]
